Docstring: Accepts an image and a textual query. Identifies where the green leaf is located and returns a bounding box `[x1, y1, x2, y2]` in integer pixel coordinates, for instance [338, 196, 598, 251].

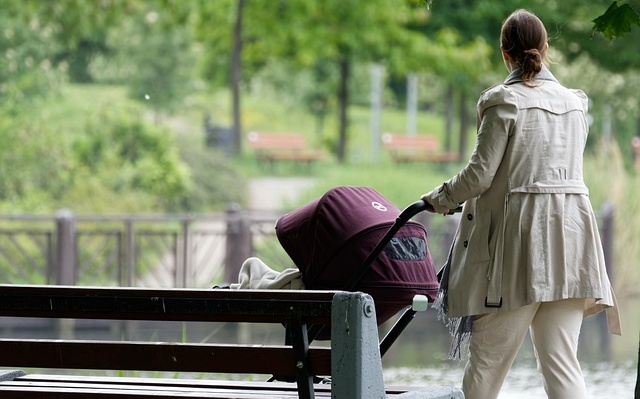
[592, 1, 640, 40]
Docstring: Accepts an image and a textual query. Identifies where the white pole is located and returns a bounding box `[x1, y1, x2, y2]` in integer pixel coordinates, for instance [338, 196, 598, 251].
[370, 64, 384, 162]
[407, 73, 417, 136]
[602, 104, 612, 141]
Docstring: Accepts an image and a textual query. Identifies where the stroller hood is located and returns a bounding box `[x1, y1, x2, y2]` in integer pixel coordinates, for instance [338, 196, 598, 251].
[275, 186, 439, 325]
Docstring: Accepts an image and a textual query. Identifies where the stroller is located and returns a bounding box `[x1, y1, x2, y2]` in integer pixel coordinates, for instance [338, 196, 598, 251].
[275, 185, 444, 352]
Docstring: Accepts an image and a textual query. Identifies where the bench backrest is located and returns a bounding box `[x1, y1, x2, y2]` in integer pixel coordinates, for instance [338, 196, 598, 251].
[382, 133, 439, 151]
[248, 132, 308, 150]
[0, 285, 387, 399]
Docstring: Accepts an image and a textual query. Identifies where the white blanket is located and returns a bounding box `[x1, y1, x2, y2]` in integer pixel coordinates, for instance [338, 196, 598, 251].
[230, 257, 305, 290]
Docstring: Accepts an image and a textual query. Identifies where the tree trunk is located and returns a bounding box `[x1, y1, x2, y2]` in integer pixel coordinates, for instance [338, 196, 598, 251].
[444, 84, 454, 153]
[336, 58, 350, 163]
[230, 0, 245, 155]
[458, 89, 470, 159]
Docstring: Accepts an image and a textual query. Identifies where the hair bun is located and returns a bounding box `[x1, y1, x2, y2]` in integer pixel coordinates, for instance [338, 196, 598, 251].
[521, 48, 542, 74]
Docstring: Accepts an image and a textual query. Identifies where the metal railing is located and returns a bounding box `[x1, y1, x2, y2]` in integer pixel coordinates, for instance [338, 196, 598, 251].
[0, 203, 615, 289]
[0, 206, 278, 288]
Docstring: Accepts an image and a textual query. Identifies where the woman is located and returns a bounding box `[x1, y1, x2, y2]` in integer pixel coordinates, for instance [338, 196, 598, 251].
[422, 9, 620, 399]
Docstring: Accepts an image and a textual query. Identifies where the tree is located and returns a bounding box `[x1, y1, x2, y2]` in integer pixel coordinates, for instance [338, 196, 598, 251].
[407, 1, 508, 158]
[267, 1, 430, 162]
[194, 0, 431, 162]
[194, 0, 253, 155]
[103, 2, 196, 116]
[21, 0, 142, 83]
[0, 0, 63, 112]
[230, 0, 245, 155]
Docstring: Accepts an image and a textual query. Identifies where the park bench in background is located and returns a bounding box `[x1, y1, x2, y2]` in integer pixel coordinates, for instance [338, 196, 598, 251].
[382, 133, 460, 164]
[0, 285, 462, 399]
[247, 131, 326, 168]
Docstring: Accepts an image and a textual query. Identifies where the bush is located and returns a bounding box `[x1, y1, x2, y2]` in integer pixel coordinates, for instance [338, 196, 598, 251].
[73, 107, 192, 211]
[175, 140, 246, 212]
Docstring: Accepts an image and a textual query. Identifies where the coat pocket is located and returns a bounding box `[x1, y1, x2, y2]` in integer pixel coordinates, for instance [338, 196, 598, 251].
[466, 208, 492, 264]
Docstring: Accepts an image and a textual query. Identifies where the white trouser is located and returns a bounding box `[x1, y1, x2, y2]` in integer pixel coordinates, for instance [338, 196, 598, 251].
[462, 298, 587, 399]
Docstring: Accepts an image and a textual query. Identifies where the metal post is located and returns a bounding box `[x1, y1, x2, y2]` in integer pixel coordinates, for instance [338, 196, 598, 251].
[54, 209, 76, 338]
[600, 202, 615, 281]
[225, 204, 251, 285]
[599, 202, 615, 359]
[331, 292, 385, 399]
[180, 219, 191, 288]
[46, 232, 54, 284]
[55, 209, 76, 286]
[125, 220, 135, 286]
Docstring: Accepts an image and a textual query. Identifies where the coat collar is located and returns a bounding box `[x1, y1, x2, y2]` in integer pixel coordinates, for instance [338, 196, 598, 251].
[504, 65, 558, 85]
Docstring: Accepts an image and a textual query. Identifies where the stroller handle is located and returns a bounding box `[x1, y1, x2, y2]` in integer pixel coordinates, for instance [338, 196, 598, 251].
[403, 200, 462, 220]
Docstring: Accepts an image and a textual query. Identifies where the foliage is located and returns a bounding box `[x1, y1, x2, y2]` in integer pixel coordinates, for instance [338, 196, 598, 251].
[73, 107, 192, 211]
[96, 3, 197, 113]
[0, 113, 71, 212]
[15, 0, 144, 83]
[0, 3, 64, 114]
[249, 59, 338, 137]
[421, 0, 640, 41]
[3, 0, 640, 216]
[174, 137, 246, 211]
[592, 1, 640, 40]
[192, 0, 237, 87]
[551, 51, 640, 164]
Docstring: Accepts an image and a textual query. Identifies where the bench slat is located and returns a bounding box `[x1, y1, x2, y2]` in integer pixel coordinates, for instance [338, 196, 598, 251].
[1, 375, 332, 398]
[17, 375, 333, 392]
[0, 340, 332, 376]
[1, 378, 333, 398]
[0, 286, 334, 324]
[0, 385, 329, 398]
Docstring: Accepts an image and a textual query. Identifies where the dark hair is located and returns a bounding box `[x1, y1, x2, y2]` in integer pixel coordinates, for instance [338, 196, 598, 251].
[500, 9, 547, 83]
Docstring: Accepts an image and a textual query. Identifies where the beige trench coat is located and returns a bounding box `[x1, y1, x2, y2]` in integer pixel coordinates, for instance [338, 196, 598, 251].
[425, 68, 620, 334]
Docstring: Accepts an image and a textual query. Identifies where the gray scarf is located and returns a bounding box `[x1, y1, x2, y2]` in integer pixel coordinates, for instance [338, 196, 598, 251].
[432, 242, 473, 360]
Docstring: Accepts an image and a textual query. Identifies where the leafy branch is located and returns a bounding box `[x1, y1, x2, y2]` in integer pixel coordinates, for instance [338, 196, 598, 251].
[419, 1, 639, 40]
[592, 1, 640, 40]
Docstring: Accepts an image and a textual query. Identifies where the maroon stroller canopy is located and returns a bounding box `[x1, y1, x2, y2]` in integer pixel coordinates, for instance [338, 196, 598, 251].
[276, 186, 439, 326]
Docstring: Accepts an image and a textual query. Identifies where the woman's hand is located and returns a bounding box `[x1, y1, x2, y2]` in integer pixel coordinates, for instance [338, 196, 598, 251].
[421, 186, 453, 216]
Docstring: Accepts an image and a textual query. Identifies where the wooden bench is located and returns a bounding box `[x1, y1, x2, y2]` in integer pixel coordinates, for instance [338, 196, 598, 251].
[247, 132, 326, 167]
[0, 285, 462, 399]
[382, 133, 460, 163]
